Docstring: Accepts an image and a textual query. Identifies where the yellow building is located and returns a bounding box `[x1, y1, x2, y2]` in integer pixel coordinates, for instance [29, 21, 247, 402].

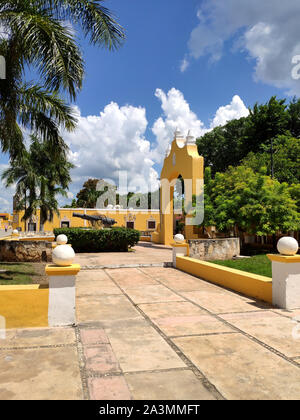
[11, 129, 205, 245]
[12, 208, 160, 235]
[0, 213, 13, 229]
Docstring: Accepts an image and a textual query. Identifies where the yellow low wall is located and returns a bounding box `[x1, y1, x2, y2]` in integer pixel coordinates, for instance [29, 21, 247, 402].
[140, 236, 152, 242]
[176, 256, 272, 304]
[0, 285, 49, 329]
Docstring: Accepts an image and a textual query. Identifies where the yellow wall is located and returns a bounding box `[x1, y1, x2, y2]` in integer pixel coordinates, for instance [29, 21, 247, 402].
[0, 285, 49, 329]
[12, 208, 160, 233]
[0, 213, 12, 229]
[176, 256, 272, 304]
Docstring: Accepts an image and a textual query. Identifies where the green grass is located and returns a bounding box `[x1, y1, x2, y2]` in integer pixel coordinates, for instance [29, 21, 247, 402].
[210, 254, 272, 278]
[0, 263, 40, 285]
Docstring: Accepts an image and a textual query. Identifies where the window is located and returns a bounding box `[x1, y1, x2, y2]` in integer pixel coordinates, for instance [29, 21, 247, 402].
[126, 221, 134, 229]
[28, 223, 36, 232]
[61, 221, 70, 228]
[147, 220, 156, 230]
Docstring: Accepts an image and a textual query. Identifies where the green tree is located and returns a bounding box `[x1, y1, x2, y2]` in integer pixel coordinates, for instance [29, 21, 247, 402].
[2, 134, 74, 230]
[203, 165, 299, 237]
[243, 96, 289, 155]
[76, 179, 101, 208]
[196, 96, 298, 175]
[197, 117, 247, 175]
[242, 136, 300, 184]
[0, 0, 125, 159]
[287, 96, 300, 138]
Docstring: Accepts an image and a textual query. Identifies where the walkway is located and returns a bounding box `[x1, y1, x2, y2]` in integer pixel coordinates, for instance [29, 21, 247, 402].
[0, 244, 300, 400]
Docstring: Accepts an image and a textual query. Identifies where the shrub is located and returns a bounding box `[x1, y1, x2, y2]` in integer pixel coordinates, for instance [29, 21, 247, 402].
[53, 227, 140, 253]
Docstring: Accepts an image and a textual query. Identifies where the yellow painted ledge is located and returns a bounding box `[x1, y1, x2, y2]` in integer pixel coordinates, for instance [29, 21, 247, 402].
[176, 256, 272, 304]
[267, 254, 300, 263]
[0, 285, 49, 329]
[45, 264, 81, 276]
[140, 236, 152, 242]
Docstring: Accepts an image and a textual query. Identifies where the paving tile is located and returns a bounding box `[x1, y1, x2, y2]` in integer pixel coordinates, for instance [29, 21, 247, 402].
[138, 302, 232, 336]
[106, 268, 158, 288]
[88, 376, 132, 400]
[272, 308, 300, 320]
[125, 370, 216, 400]
[0, 327, 76, 348]
[76, 282, 122, 297]
[84, 344, 121, 374]
[221, 311, 300, 358]
[138, 301, 206, 318]
[77, 270, 111, 282]
[76, 294, 142, 323]
[182, 290, 268, 314]
[153, 315, 234, 337]
[80, 328, 110, 345]
[104, 319, 186, 372]
[141, 267, 223, 292]
[0, 347, 83, 400]
[124, 285, 184, 304]
[173, 334, 300, 400]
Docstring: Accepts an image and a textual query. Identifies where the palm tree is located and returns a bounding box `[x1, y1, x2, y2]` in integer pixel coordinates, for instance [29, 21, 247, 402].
[2, 133, 74, 231]
[0, 0, 125, 159]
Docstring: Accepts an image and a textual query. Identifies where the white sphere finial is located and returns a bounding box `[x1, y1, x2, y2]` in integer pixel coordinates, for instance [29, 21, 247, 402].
[174, 234, 185, 243]
[52, 244, 75, 266]
[186, 129, 196, 145]
[56, 234, 68, 245]
[277, 237, 299, 256]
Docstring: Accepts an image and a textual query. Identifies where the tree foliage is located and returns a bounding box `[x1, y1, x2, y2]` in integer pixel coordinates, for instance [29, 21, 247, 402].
[197, 96, 300, 178]
[202, 165, 299, 236]
[2, 134, 74, 230]
[0, 0, 125, 159]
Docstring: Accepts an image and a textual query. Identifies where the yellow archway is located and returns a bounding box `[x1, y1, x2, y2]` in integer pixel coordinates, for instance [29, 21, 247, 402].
[152, 129, 204, 245]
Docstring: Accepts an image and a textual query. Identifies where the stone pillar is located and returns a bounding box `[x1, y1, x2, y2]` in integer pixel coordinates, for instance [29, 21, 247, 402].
[45, 236, 80, 326]
[172, 234, 189, 268]
[267, 237, 300, 310]
[45, 264, 80, 326]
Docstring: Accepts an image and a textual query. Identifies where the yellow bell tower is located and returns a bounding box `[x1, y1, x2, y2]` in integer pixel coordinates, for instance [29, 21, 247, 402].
[152, 129, 204, 246]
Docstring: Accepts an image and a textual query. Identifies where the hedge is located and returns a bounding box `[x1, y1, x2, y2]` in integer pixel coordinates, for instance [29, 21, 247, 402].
[53, 227, 140, 253]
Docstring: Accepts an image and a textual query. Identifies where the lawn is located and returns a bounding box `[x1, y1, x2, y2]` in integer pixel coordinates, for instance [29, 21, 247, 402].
[0, 262, 46, 285]
[211, 254, 272, 278]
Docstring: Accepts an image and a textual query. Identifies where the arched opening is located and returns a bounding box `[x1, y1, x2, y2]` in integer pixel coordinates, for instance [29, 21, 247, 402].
[173, 175, 185, 235]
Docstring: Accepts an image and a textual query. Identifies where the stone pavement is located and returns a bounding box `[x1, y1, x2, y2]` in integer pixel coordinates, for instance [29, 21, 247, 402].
[75, 242, 173, 268]
[1, 244, 300, 400]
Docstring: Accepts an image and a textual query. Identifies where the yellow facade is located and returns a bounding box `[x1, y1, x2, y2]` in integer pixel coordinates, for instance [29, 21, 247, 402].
[12, 208, 160, 233]
[152, 131, 204, 245]
[0, 213, 12, 229]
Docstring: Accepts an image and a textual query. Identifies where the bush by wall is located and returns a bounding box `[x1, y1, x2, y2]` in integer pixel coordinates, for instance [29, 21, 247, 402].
[53, 227, 140, 252]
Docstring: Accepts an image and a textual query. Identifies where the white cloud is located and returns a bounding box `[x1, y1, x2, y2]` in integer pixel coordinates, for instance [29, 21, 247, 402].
[180, 57, 190, 73]
[0, 163, 14, 213]
[0, 89, 248, 211]
[210, 95, 249, 128]
[63, 102, 160, 198]
[184, 0, 300, 95]
[151, 88, 206, 163]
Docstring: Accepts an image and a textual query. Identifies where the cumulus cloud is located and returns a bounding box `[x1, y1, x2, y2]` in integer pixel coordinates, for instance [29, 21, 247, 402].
[210, 95, 249, 128]
[184, 0, 300, 95]
[0, 89, 248, 211]
[62, 102, 160, 198]
[151, 88, 206, 163]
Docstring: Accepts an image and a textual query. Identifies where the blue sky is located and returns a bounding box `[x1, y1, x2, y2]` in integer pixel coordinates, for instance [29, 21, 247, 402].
[1, 0, 300, 211]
